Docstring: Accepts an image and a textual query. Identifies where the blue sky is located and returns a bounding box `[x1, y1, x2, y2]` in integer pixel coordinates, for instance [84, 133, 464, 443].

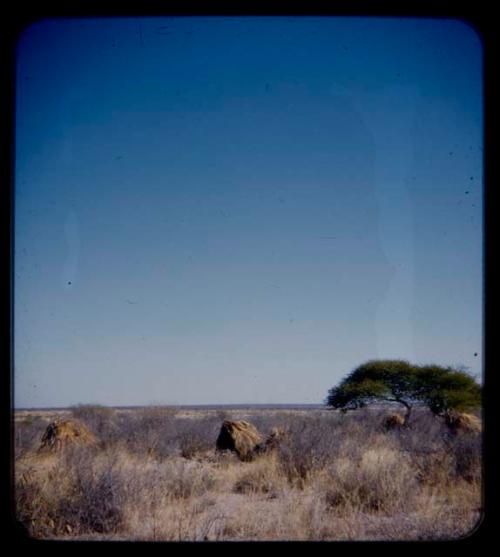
[14, 16, 483, 408]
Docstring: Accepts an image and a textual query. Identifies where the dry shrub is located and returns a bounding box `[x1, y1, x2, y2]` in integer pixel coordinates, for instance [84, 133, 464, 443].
[254, 427, 288, 456]
[136, 406, 179, 422]
[15, 466, 55, 538]
[15, 416, 50, 456]
[276, 416, 339, 487]
[131, 496, 225, 542]
[60, 451, 124, 534]
[450, 435, 482, 483]
[119, 457, 218, 511]
[16, 445, 124, 537]
[176, 416, 221, 459]
[248, 414, 291, 435]
[164, 502, 226, 541]
[216, 491, 334, 541]
[179, 434, 207, 460]
[14, 405, 482, 541]
[15, 446, 217, 539]
[159, 460, 217, 500]
[70, 405, 119, 447]
[393, 413, 447, 454]
[319, 445, 418, 514]
[71, 404, 114, 422]
[411, 434, 481, 487]
[116, 407, 179, 459]
[233, 454, 285, 496]
[412, 450, 456, 487]
[216, 409, 231, 421]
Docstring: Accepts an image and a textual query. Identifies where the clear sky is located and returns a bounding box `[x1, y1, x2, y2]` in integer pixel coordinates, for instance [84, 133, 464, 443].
[14, 16, 483, 408]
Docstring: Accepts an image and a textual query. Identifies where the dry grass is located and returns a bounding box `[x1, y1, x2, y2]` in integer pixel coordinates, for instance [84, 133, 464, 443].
[13, 405, 482, 541]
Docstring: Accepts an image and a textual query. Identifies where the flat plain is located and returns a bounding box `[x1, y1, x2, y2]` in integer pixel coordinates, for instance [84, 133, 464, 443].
[13, 404, 482, 541]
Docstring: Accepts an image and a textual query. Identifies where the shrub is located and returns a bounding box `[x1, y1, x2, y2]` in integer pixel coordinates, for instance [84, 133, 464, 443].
[449, 435, 482, 483]
[233, 454, 284, 496]
[14, 416, 48, 455]
[63, 458, 124, 534]
[14, 405, 482, 541]
[276, 416, 338, 487]
[70, 404, 118, 448]
[161, 460, 217, 499]
[15, 445, 125, 537]
[175, 416, 221, 459]
[320, 446, 418, 514]
[116, 407, 179, 458]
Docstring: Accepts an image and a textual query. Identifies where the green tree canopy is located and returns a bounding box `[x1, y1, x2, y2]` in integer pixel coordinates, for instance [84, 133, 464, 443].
[326, 360, 481, 425]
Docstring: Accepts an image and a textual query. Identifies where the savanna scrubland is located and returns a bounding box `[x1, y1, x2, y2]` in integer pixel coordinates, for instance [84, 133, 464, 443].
[14, 404, 482, 541]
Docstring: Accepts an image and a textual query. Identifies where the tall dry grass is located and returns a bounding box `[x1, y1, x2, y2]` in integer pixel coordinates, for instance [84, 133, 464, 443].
[13, 405, 482, 541]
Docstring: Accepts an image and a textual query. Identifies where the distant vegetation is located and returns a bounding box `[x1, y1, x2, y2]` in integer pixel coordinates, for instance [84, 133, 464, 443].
[326, 360, 481, 426]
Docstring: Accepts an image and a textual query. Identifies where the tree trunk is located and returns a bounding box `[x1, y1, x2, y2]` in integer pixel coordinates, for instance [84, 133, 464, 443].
[398, 401, 412, 426]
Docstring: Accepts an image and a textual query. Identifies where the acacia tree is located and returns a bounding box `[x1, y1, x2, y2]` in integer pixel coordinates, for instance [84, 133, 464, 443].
[413, 364, 482, 417]
[326, 359, 481, 426]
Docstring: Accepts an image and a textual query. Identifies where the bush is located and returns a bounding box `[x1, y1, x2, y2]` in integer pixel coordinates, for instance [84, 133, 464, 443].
[15, 445, 125, 537]
[14, 405, 482, 541]
[64, 447, 125, 533]
[233, 455, 284, 496]
[175, 416, 221, 459]
[161, 460, 217, 499]
[450, 435, 482, 483]
[14, 416, 48, 455]
[70, 405, 118, 448]
[115, 407, 179, 458]
[320, 446, 418, 514]
[276, 416, 339, 486]
[15, 473, 54, 537]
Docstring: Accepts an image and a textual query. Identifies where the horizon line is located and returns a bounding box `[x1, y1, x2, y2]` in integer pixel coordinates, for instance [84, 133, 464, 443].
[14, 402, 331, 411]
